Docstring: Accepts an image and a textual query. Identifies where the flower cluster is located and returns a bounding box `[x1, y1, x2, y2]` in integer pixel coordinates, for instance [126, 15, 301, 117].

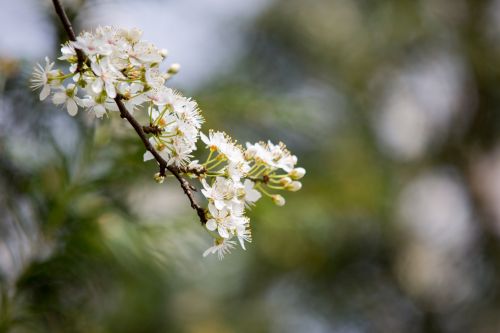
[31, 26, 177, 117]
[199, 133, 305, 259]
[143, 91, 203, 168]
[32, 26, 305, 259]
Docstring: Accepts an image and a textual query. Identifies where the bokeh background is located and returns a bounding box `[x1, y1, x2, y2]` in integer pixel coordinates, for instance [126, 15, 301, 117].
[1, 0, 500, 332]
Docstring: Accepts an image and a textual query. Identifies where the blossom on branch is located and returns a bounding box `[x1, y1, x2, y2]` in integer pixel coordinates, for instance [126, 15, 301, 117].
[32, 25, 306, 259]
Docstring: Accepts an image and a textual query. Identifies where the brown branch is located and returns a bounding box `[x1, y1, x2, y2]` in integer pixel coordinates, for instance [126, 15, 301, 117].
[249, 175, 270, 184]
[50, 0, 207, 225]
[142, 125, 163, 135]
[51, 0, 86, 71]
[115, 97, 207, 224]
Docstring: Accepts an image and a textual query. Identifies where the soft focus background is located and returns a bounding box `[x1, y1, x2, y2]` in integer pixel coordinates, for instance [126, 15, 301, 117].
[1, 0, 500, 332]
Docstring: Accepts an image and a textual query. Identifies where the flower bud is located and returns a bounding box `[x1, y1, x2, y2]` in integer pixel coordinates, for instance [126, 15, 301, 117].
[279, 177, 292, 186]
[289, 167, 306, 180]
[285, 181, 302, 192]
[271, 194, 286, 206]
[160, 48, 169, 58]
[154, 172, 165, 184]
[168, 63, 180, 74]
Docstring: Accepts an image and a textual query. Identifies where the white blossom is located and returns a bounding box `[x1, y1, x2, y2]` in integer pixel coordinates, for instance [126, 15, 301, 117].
[203, 238, 237, 260]
[201, 177, 236, 210]
[234, 217, 252, 250]
[30, 57, 62, 101]
[237, 179, 261, 207]
[205, 203, 232, 239]
[79, 94, 110, 118]
[88, 60, 124, 98]
[31, 25, 306, 259]
[200, 130, 231, 153]
[58, 44, 77, 65]
[51, 84, 80, 116]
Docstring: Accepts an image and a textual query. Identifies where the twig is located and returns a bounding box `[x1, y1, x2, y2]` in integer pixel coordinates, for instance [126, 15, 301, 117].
[52, 0, 86, 71]
[249, 175, 270, 184]
[50, 0, 207, 224]
[115, 97, 207, 224]
[142, 125, 163, 135]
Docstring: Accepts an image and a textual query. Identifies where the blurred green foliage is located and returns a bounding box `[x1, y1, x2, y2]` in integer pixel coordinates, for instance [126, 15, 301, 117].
[1, 0, 500, 332]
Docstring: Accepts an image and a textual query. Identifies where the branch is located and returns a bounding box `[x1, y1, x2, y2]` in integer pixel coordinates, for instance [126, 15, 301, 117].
[51, 0, 86, 71]
[142, 125, 163, 135]
[249, 175, 270, 184]
[50, 0, 207, 225]
[115, 97, 207, 224]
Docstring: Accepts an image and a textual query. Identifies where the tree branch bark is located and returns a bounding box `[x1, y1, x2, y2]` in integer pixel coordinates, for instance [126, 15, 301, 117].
[115, 97, 207, 224]
[52, 0, 86, 71]
[51, 0, 207, 224]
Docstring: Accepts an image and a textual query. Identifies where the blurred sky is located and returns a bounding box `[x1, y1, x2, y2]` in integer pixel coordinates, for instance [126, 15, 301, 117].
[0, 0, 273, 89]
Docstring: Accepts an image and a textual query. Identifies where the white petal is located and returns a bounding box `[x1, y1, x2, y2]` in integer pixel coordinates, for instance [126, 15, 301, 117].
[214, 200, 225, 210]
[91, 61, 101, 75]
[218, 227, 229, 239]
[105, 102, 119, 112]
[78, 97, 93, 108]
[238, 236, 246, 250]
[66, 99, 78, 116]
[207, 203, 219, 217]
[105, 82, 116, 98]
[247, 189, 262, 203]
[200, 132, 209, 145]
[143, 151, 153, 161]
[206, 219, 217, 231]
[244, 179, 253, 190]
[201, 178, 209, 190]
[51, 92, 66, 105]
[40, 85, 50, 101]
[94, 104, 106, 118]
[203, 246, 216, 257]
[74, 97, 85, 107]
[91, 79, 103, 94]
